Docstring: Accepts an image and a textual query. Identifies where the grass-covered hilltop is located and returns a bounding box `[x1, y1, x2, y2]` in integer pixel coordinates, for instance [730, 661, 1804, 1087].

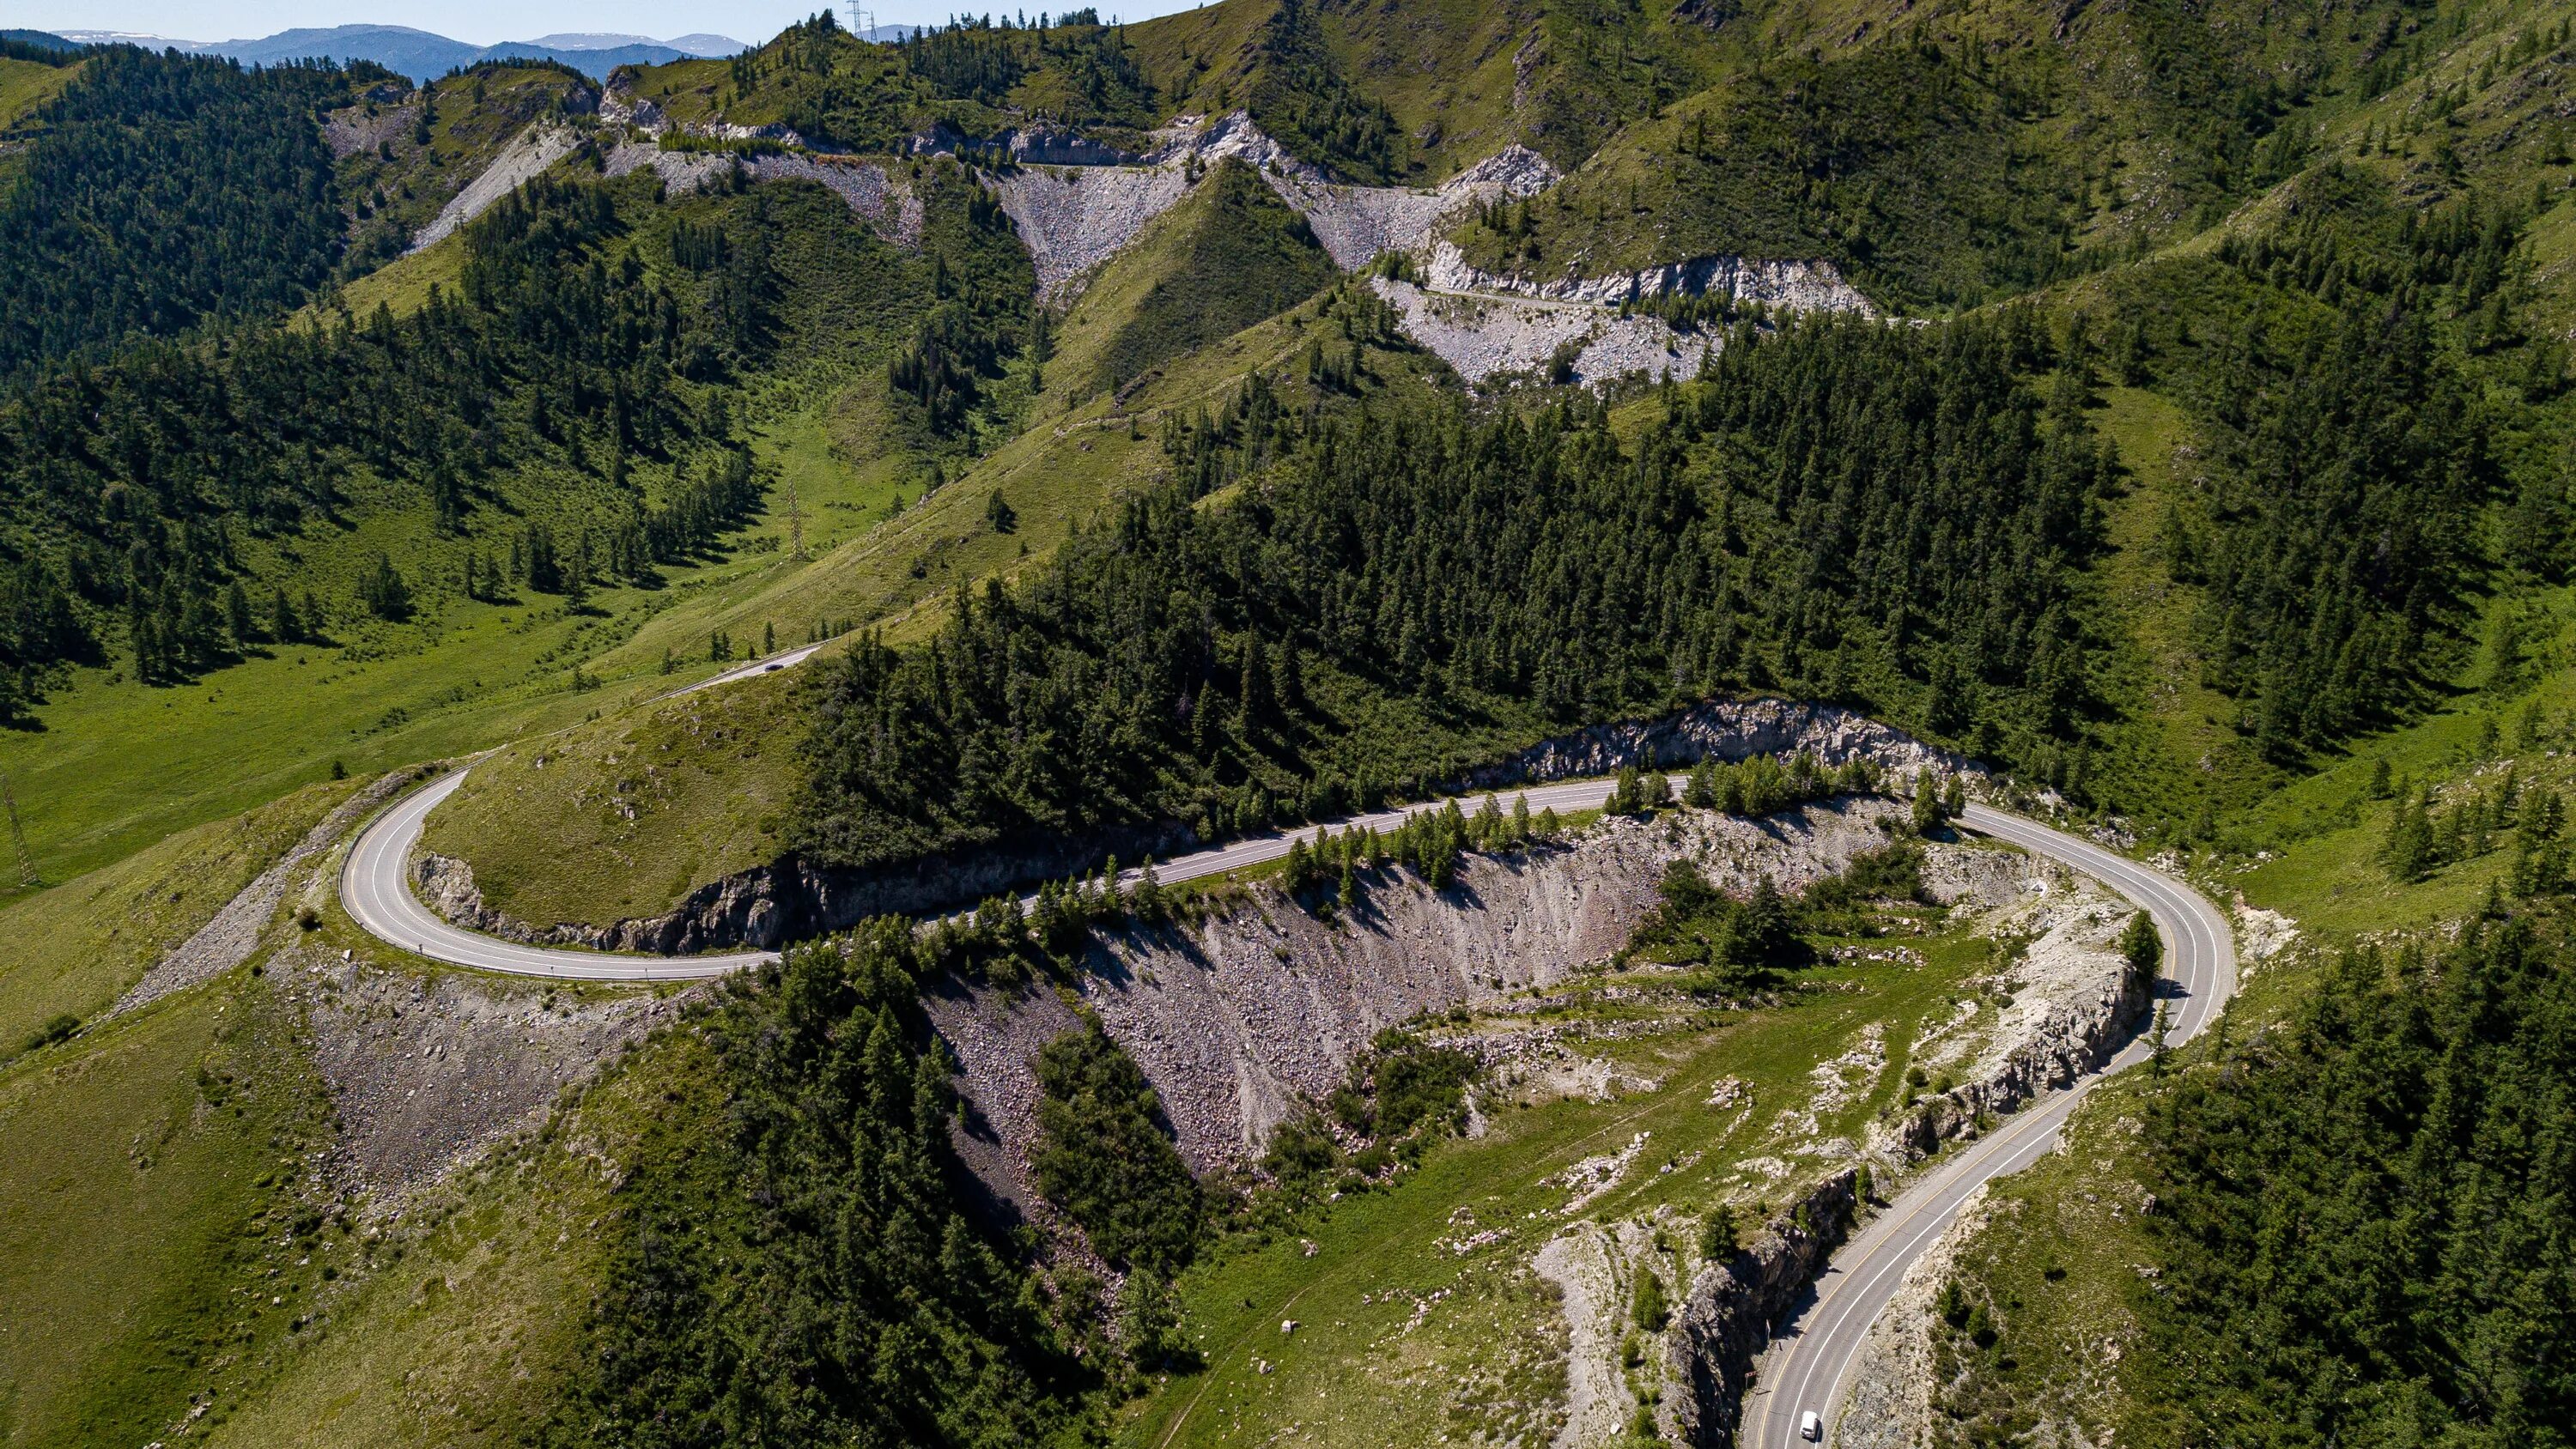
[1, 1, 2574, 1446]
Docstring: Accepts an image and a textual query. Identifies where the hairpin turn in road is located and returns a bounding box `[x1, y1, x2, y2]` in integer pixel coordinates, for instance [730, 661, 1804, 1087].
[337, 762, 2232, 1440]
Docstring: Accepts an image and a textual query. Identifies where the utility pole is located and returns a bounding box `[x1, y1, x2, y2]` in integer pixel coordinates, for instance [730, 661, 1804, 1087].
[2, 775, 34, 888]
[784, 478, 808, 560]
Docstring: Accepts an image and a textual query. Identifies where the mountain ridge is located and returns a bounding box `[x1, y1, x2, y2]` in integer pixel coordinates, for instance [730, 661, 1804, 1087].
[51, 21, 750, 80]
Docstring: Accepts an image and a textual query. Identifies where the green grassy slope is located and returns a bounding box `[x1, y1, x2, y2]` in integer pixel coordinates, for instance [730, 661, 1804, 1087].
[1059, 156, 1340, 399]
[0, 55, 75, 133]
[327, 63, 598, 278]
[195, 1027, 707, 1449]
[0, 776, 359, 1065]
[420, 261, 1450, 930]
[0, 979, 331, 1449]
[0, 173, 945, 894]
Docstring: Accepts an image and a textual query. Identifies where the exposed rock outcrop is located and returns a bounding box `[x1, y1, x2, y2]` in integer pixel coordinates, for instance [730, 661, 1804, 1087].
[1836, 1192, 1996, 1449]
[322, 91, 417, 159]
[602, 140, 736, 197]
[747, 152, 924, 246]
[989, 112, 1558, 300]
[1423, 239, 1875, 317]
[1865, 874, 2148, 1171]
[412, 815, 1200, 955]
[1267, 142, 1558, 271]
[279, 941, 686, 1202]
[407, 121, 584, 253]
[1469, 696, 1984, 791]
[1380, 242, 1873, 387]
[1006, 119, 1141, 167]
[415, 695, 1985, 955]
[991, 161, 1196, 300]
[1374, 277, 1709, 385]
[926, 798, 1916, 1206]
[1667, 862, 2141, 1447]
[1665, 1170, 1863, 1446]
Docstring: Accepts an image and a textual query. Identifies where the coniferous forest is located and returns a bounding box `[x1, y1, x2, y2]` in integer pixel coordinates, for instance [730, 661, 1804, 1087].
[0, 47, 356, 376]
[0, 4, 2574, 1446]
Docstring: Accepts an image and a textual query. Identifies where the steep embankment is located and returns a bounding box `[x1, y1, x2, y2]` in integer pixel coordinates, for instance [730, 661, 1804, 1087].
[0, 761, 684, 1449]
[1097, 795, 2148, 1449]
[936, 799, 1911, 1198]
[325, 64, 599, 270]
[413, 698, 1981, 952]
[1055, 155, 1340, 398]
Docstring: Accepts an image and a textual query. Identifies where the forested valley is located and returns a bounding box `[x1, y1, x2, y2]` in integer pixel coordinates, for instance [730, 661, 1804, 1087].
[1, 3, 2574, 1447]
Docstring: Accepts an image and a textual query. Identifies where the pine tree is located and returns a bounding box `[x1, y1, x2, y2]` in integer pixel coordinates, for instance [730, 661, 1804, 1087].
[1283, 836, 1315, 894]
[2387, 785, 2435, 878]
[2120, 911, 2161, 990]
[1912, 773, 1947, 836]
[1609, 767, 1642, 815]
[355, 555, 411, 621]
[224, 580, 256, 645]
[1685, 760, 1718, 809]
[1238, 634, 1268, 725]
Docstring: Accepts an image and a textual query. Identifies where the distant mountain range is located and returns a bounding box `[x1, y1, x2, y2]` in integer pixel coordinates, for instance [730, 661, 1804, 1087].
[46, 23, 753, 81]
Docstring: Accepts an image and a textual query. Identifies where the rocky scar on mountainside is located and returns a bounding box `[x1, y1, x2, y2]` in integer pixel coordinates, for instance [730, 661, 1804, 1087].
[410, 696, 2003, 955]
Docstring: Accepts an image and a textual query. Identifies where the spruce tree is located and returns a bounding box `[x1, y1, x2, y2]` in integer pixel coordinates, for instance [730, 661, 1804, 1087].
[224, 580, 255, 645]
[2385, 785, 2435, 881]
[1685, 760, 1718, 809]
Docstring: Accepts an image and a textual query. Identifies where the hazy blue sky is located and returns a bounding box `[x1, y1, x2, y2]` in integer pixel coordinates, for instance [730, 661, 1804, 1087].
[30, 0, 1203, 45]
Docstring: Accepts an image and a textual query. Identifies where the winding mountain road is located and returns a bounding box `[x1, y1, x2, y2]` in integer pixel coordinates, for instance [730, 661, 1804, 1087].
[1744, 803, 2236, 1449]
[341, 767, 1633, 980]
[339, 748, 2232, 1436]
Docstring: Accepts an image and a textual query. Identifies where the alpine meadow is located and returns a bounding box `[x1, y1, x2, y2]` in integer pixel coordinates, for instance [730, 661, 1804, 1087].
[1, 3, 2573, 1448]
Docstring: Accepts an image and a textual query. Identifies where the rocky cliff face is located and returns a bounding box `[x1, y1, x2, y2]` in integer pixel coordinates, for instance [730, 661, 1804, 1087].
[987, 111, 1558, 301]
[1834, 1194, 1995, 1449]
[1376, 241, 1876, 387]
[1372, 276, 1709, 386]
[927, 798, 1913, 1208]
[1470, 696, 1984, 791]
[1864, 875, 2147, 1172]
[1662, 861, 2142, 1448]
[407, 122, 586, 253]
[1665, 1170, 1863, 1446]
[414, 695, 1985, 955]
[1423, 239, 1876, 317]
[413, 814, 1200, 954]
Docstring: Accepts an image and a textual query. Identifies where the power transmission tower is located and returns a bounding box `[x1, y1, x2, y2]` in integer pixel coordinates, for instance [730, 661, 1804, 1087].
[785, 478, 808, 560]
[1, 776, 35, 888]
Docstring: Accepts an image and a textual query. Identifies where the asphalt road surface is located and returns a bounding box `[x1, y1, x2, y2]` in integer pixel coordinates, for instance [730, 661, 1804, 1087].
[340, 767, 1629, 981]
[1742, 802, 2237, 1449]
[339, 753, 2233, 1423]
